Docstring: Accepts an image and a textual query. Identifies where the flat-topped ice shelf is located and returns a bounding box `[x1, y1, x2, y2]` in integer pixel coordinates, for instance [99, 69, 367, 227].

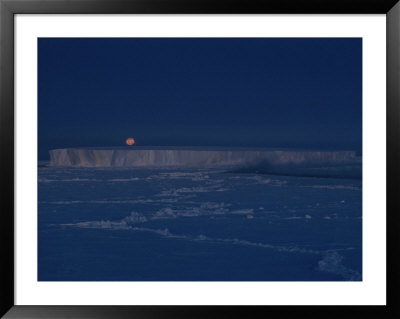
[48, 146, 359, 168]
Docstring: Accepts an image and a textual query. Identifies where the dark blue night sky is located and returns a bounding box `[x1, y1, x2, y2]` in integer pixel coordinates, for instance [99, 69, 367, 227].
[38, 38, 362, 160]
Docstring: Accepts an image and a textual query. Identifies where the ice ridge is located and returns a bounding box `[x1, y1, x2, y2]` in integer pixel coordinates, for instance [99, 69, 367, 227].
[49, 148, 359, 169]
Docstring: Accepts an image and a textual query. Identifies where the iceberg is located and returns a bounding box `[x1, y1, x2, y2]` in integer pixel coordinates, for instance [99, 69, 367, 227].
[48, 147, 361, 178]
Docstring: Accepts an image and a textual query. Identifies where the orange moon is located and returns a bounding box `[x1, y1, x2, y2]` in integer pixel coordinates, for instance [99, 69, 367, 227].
[126, 137, 135, 146]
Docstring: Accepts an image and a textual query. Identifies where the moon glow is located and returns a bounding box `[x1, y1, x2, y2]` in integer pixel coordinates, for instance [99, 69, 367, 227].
[126, 137, 135, 146]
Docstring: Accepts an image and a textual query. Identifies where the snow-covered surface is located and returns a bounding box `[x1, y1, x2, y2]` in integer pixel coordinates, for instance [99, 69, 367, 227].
[38, 161, 362, 281]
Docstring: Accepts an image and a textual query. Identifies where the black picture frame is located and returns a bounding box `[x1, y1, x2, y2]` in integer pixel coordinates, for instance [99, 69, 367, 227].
[1, 0, 399, 318]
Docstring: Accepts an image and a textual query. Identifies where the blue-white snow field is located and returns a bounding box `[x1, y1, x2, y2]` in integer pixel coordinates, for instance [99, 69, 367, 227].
[38, 148, 362, 281]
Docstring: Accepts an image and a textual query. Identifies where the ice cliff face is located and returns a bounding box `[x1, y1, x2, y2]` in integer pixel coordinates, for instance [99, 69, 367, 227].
[49, 148, 358, 169]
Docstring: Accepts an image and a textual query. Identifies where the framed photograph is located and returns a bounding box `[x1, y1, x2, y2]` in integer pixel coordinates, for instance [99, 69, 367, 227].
[1, 0, 399, 318]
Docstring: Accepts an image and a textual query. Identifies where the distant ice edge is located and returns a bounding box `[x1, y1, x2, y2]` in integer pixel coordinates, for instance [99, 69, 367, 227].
[48, 148, 361, 179]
